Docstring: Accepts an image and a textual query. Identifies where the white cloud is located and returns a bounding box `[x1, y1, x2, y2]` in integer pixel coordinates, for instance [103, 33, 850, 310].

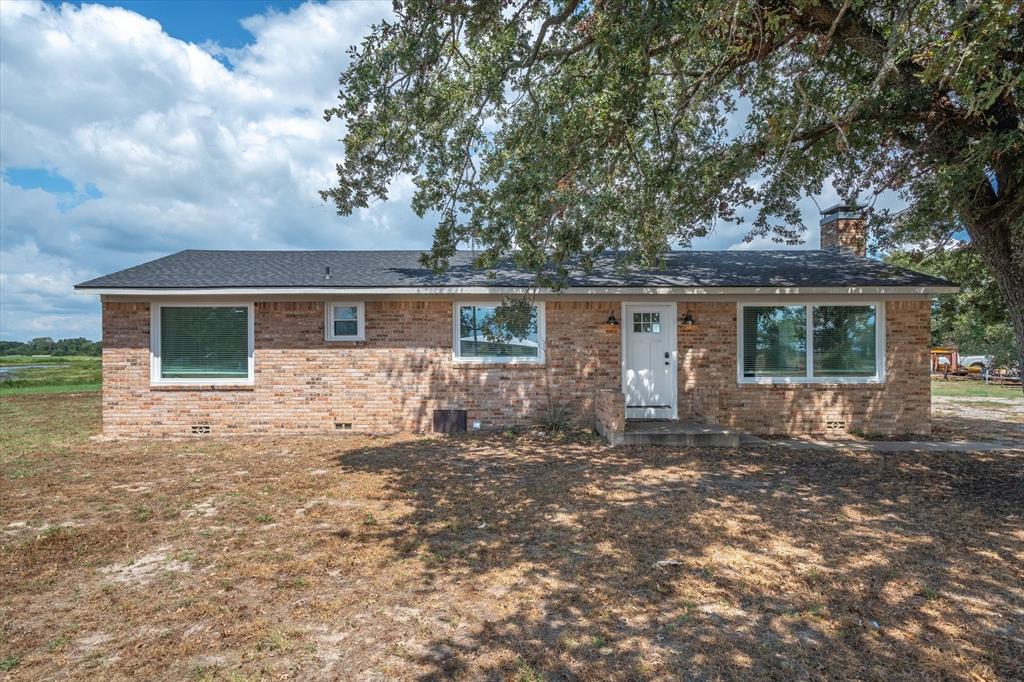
[0, 0, 422, 340]
[0, 1, 903, 341]
[0, 241, 100, 340]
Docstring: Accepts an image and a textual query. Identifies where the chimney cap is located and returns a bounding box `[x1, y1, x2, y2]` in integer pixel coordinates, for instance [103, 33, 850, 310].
[820, 202, 867, 225]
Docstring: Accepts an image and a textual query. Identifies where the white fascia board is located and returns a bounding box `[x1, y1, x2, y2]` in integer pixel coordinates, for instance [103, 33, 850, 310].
[75, 285, 958, 296]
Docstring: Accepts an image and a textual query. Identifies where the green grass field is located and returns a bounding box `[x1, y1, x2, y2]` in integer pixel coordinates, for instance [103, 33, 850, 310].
[0, 355, 98, 366]
[930, 380, 1021, 399]
[0, 383, 103, 396]
[0, 356, 101, 396]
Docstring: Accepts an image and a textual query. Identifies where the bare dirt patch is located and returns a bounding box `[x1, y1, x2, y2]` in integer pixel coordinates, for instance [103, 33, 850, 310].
[932, 394, 1024, 444]
[1, 392, 1022, 680]
[101, 548, 192, 584]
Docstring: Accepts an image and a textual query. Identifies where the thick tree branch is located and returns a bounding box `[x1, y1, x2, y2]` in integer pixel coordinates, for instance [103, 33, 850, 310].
[513, 0, 586, 69]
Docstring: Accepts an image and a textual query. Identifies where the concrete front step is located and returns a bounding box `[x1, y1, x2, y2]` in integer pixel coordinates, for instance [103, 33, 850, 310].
[611, 420, 741, 447]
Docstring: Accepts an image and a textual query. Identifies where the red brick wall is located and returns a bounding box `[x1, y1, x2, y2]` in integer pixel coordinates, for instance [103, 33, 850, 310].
[101, 300, 620, 437]
[101, 298, 931, 437]
[820, 217, 867, 257]
[677, 300, 931, 435]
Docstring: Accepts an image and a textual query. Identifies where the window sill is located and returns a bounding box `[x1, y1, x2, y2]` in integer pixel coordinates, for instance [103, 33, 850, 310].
[151, 383, 256, 392]
[737, 379, 884, 387]
[452, 360, 546, 369]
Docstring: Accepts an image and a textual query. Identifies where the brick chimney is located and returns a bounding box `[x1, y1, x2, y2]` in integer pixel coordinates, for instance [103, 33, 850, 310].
[820, 203, 867, 257]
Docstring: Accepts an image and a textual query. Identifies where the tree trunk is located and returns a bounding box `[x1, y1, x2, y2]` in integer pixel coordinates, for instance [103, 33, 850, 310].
[963, 204, 1024, 395]
[1002, 287, 1024, 396]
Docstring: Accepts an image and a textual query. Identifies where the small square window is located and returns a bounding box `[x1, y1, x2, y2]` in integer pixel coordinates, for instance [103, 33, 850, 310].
[326, 302, 364, 340]
[633, 312, 660, 333]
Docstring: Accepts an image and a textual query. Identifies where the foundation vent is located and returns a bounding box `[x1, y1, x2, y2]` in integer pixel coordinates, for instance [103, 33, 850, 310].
[191, 424, 212, 435]
[335, 422, 353, 431]
[825, 420, 847, 433]
[433, 409, 467, 434]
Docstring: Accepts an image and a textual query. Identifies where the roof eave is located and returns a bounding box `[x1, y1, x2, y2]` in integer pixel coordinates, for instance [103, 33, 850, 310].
[74, 284, 959, 296]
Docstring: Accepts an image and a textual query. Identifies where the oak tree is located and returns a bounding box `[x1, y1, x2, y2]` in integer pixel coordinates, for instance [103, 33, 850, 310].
[323, 0, 1023, 366]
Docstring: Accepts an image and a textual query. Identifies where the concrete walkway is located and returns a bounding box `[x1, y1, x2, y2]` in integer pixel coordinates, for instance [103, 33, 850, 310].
[740, 435, 1020, 453]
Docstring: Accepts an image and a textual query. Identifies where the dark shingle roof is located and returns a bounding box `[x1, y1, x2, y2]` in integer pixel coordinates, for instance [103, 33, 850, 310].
[75, 249, 955, 290]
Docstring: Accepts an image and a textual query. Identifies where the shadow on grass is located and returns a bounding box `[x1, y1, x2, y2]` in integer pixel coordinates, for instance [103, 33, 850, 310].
[930, 410, 1024, 444]
[336, 438, 1023, 680]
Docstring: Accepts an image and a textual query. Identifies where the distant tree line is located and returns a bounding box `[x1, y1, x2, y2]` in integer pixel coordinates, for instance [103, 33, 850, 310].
[0, 337, 101, 357]
[888, 244, 1018, 369]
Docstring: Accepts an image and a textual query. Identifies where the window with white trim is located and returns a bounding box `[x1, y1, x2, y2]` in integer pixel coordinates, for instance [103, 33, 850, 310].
[453, 302, 545, 362]
[632, 311, 661, 333]
[812, 305, 878, 377]
[151, 304, 254, 384]
[738, 302, 883, 383]
[741, 305, 807, 378]
[325, 302, 365, 341]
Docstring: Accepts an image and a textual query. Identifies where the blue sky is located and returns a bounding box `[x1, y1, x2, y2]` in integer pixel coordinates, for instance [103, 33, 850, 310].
[68, 1, 308, 48]
[2, 0, 848, 342]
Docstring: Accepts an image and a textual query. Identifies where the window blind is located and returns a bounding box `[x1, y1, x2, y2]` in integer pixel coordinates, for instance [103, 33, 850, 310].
[813, 305, 876, 377]
[160, 306, 249, 379]
[742, 306, 807, 377]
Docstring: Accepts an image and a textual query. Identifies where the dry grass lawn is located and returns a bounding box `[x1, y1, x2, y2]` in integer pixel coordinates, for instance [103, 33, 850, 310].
[932, 394, 1024, 443]
[1, 392, 1022, 681]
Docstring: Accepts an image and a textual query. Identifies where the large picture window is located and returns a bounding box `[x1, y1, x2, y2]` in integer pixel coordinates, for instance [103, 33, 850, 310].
[453, 302, 545, 363]
[152, 304, 254, 384]
[738, 302, 883, 383]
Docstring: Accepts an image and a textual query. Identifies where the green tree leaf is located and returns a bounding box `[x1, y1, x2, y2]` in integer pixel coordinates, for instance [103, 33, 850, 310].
[323, 0, 1024, 372]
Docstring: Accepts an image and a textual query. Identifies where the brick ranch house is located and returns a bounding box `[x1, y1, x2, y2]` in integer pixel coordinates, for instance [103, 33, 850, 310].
[75, 205, 956, 440]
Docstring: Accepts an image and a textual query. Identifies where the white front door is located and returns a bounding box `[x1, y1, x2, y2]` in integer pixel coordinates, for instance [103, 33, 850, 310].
[622, 304, 677, 419]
